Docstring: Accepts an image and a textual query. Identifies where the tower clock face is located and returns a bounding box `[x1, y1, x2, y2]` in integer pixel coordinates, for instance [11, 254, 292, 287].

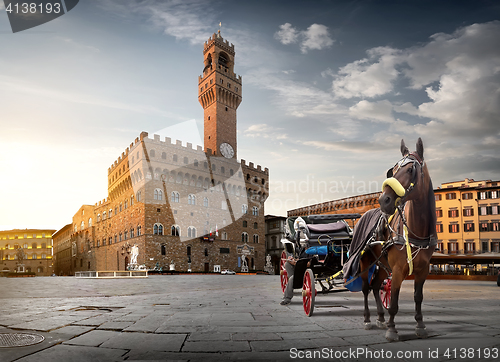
[220, 142, 234, 158]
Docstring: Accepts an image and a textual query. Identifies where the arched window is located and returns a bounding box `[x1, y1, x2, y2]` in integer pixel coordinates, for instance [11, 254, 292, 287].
[97, 214, 101, 222]
[124, 200, 128, 209]
[150, 149, 155, 157]
[203, 197, 209, 207]
[119, 233, 122, 242]
[171, 192, 180, 203]
[114, 234, 117, 243]
[173, 154, 178, 162]
[188, 194, 196, 205]
[253, 234, 259, 243]
[154, 223, 164, 235]
[204, 248, 208, 256]
[154, 188, 163, 201]
[161, 245, 166, 255]
[254, 222, 258, 229]
[252, 206, 259, 216]
[136, 191, 141, 202]
[194, 159, 199, 167]
[120, 203, 123, 212]
[242, 232, 249, 243]
[188, 227, 196, 238]
[80, 221, 85, 230]
[221, 232, 227, 240]
[242, 204, 248, 214]
[88, 218, 92, 228]
[242, 221, 247, 227]
[130, 228, 134, 238]
[130, 196, 134, 206]
[124, 231, 128, 240]
[184, 156, 188, 164]
[221, 166, 225, 174]
[109, 209, 113, 217]
[171, 225, 180, 236]
[161, 152, 167, 159]
[137, 226, 141, 236]
[32, 242, 37, 249]
[32, 254, 37, 260]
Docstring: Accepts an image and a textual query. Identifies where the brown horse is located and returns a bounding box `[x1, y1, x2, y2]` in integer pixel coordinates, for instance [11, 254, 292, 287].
[359, 138, 437, 341]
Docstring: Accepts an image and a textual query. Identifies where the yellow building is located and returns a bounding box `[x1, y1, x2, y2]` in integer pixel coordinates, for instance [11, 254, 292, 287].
[435, 178, 500, 255]
[0, 229, 56, 276]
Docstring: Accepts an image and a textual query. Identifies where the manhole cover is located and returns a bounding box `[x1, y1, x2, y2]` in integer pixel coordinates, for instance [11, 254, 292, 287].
[0, 333, 45, 348]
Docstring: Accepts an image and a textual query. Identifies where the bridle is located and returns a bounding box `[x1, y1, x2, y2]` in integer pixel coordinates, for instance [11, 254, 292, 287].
[382, 152, 424, 208]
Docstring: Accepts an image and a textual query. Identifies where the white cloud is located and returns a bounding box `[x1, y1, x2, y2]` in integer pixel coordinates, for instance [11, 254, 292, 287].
[332, 46, 401, 98]
[275, 23, 334, 53]
[349, 100, 394, 123]
[99, 0, 213, 45]
[274, 23, 299, 45]
[301, 24, 334, 53]
[245, 70, 345, 119]
[244, 124, 287, 139]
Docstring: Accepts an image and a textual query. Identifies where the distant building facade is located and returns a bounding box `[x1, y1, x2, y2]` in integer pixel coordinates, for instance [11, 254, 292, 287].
[0, 229, 55, 276]
[52, 223, 72, 276]
[264, 215, 287, 274]
[53, 32, 269, 274]
[434, 178, 500, 255]
[287, 191, 381, 229]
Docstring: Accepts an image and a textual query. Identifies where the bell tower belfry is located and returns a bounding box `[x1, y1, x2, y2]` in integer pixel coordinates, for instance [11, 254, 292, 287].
[198, 31, 242, 159]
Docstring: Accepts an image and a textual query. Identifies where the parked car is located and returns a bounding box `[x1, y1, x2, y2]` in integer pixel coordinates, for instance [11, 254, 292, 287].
[221, 269, 236, 275]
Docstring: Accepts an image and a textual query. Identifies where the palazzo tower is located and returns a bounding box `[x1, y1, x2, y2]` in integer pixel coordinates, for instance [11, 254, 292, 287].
[198, 31, 242, 159]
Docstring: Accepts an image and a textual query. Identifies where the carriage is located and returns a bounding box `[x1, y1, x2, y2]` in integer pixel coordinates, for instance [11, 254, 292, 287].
[280, 139, 437, 342]
[279, 213, 393, 317]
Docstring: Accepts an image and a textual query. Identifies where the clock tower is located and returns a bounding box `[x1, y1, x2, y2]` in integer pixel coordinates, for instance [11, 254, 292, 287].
[198, 31, 242, 159]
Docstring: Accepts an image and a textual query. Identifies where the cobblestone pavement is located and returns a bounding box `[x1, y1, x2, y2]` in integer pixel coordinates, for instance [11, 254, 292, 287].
[0, 275, 498, 361]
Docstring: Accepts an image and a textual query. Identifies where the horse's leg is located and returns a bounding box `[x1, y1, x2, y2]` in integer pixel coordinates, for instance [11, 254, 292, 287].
[385, 269, 404, 341]
[414, 267, 429, 338]
[362, 274, 372, 329]
[371, 270, 387, 329]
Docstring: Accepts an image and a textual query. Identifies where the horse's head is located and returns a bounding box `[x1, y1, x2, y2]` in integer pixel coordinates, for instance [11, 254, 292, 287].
[379, 138, 429, 215]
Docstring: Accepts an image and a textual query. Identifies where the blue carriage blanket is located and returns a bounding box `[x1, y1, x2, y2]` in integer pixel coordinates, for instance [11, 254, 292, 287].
[342, 208, 383, 291]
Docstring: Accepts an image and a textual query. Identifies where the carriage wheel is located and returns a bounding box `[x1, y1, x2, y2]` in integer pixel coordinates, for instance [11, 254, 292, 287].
[302, 268, 315, 317]
[280, 250, 288, 293]
[379, 276, 392, 310]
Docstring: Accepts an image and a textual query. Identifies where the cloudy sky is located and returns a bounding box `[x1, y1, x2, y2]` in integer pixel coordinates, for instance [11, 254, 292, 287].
[1, 0, 499, 231]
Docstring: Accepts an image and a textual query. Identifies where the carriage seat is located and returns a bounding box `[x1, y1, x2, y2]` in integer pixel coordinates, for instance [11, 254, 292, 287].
[306, 222, 350, 241]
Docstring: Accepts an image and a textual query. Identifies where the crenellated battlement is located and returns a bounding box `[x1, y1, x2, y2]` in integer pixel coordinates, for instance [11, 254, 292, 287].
[204, 32, 235, 54]
[108, 133, 207, 174]
[240, 159, 269, 175]
[198, 71, 242, 84]
[94, 197, 110, 207]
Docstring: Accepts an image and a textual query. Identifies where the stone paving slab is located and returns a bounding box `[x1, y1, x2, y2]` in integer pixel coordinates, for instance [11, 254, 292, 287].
[0, 276, 498, 361]
[15, 344, 128, 362]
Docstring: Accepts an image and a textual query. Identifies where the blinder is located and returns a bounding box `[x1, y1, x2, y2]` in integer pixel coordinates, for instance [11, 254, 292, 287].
[386, 156, 415, 179]
[382, 153, 424, 205]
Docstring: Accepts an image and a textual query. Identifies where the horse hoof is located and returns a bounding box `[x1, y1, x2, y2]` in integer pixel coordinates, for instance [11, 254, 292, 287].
[364, 322, 372, 330]
[376, 320, 387, 329]
[385, 330, 399, 342]
[415, 327, 428, 338]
